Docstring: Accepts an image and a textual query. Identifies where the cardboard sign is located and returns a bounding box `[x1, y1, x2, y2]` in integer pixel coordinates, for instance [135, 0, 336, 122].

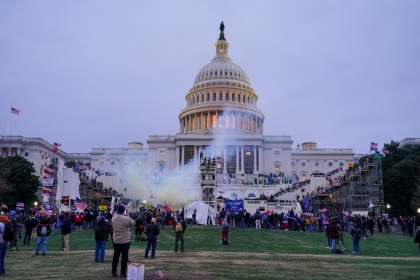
[127, 263, 144, 280]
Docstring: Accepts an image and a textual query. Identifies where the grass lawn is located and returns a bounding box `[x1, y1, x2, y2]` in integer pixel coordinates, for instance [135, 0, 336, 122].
[4, 226, 420, 279]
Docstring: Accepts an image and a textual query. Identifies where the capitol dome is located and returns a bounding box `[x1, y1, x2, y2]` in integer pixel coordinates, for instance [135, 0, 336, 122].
[179, 24, 264, 135]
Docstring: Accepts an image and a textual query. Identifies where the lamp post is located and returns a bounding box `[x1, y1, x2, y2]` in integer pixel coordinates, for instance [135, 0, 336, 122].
[386, 204, 390, 215]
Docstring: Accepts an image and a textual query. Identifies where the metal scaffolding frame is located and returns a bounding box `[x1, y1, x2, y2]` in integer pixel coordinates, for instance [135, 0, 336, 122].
[310, 155, 384, 215]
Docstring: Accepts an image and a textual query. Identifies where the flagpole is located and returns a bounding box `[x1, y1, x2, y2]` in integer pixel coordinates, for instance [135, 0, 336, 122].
[6, 109, 10, 135]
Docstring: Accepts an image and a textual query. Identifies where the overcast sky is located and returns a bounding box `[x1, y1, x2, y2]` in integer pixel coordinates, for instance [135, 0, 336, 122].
[1, 1, 419, 155]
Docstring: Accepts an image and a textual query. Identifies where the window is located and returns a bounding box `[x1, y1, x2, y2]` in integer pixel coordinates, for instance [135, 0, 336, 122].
[193, 96, 195, 105]
[339, 162, 344, 167]
[275, 151, 279, 156]
[226, 92, 229, 101]
[230, 72, 232, 75]
[315, 162, 319, 167]
[243, 95, 245, 103]
[225, 71, 227, 75]
[232, 93, 235, 101]
[24, 152, 29, 156]
[275, 164, 280, 173]
[302, 175, 307, 181]
[160, 151, 165, 156]
[111, 161, 115, 166]
[248, 96, 250, 103]
[245, 151, 251, 156]
[197, 95, 199, 103]
[238, 94, 240, 102]
[100, 161, 104, 166]
[219, 92, 222, 101]
[159, 164, 164, 172]
[201, 94, 204, 102]
[292, 162, 295, 167]
[213, 92, 216, 101]
[207, 93, 210, 102]
[301, 162, 305, 167]
[243, 145, 254, 174]
[329, 162, 333, 167]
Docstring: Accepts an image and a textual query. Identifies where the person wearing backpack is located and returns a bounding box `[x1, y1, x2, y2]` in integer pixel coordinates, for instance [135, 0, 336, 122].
[34, 218, 52, 256]
[0, 215, 10, 275]
[94, 216, 111, 262]
[173, 218, 187, 252]
[350, 222, 361, 254]
[134, 217, 143, 242]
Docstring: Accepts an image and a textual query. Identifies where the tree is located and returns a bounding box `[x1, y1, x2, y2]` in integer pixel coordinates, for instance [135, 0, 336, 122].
[0, 156, 40, 209]
[382, 141, 420, 216]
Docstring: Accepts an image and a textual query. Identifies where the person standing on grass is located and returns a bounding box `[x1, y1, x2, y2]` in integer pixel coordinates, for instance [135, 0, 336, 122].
[192, 209, 197, 225]
[0, 215, 10, 275]
[221, 216, 230, 245]
[34, 217, 52, 256]
[144, 218, 160, 259]
[62, 212, 72, 251]
[111, 205, 135, 278]
[350, 223, 361, 254]
[94, 216, 111, 263]
[23, 216, 33, 246]
[328, 220, 341, 252]
[414, 226, 420, 255]
[173, 218, 187, 252]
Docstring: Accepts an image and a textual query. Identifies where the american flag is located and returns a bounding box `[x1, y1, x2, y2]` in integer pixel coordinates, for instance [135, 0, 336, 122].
[74, 197, 87, 210]
[382, 148, 390, 155]
[370, 142, 378, 151]
[155, 267, 163, 278]
[53, 142, 62, 147]
[11, 107, 20, 115]
[149, 194, 157, 199]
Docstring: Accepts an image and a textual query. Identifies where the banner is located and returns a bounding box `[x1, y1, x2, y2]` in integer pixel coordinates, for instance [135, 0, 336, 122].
[99, 205, 107, 211]
[42, 178, 54, 186]
[225, 200, 244, 213]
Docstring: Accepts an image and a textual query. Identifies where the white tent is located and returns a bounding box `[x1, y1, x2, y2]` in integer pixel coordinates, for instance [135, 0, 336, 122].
[184, 201, 216, 225]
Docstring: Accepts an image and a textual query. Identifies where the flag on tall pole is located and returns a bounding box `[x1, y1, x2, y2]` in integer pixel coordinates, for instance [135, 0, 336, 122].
[74, 197, 87, 210]
[6, 107, 20, 135]
[370, 142, 378, 152]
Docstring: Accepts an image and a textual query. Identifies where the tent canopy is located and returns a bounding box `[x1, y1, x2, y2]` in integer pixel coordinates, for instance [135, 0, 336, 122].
[184, 201, 216, 225]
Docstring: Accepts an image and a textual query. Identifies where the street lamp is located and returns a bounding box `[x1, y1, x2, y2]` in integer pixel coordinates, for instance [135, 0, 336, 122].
[417, 208, 420, 214]
[34, 202, 38, 206]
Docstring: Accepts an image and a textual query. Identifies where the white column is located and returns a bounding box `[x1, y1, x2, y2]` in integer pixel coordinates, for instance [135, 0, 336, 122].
[176, 146, 180, 170]
[223, 146, 227, 174]
[181, 145, 185, 170]
[241, 146, 244, 173]
[194, 145, 197, 170]
[201, 112, 203, 130]
[253, 145, 257, 174]
[216, 111, 219, 130]
[236, 145, 239, 173]
[259, 146, 263, 172]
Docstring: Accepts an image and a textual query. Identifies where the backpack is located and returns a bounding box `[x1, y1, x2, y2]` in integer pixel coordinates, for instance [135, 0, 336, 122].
[40, 224, 48, 236]
[1, 223, 14, 242]
[95, 225, 106, 240]
[354, 228, 361, 239]
[229, 212, 235, 219]
[175, 222, 183, 233]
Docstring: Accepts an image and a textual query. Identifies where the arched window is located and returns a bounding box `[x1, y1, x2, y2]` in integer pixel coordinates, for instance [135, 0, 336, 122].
[226, 92, 229, 101]
[219, 92, 222, 101]
[248, 193, 256, 198]
[213, 92, 216, 101]
[230, 193, 238, 199]
[207, 93, 210, 102]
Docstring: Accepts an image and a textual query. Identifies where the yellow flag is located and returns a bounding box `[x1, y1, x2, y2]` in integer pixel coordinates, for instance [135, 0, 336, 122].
[348, 162, 354, 168]
[146, 201, 153, 211]
[98, 205, 107, 211]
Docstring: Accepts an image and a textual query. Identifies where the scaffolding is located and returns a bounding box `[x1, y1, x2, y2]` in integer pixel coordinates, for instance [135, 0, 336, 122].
[199, 158, 217, 208]
[310, 155, 384, 215]
[79, 176, 113, 208]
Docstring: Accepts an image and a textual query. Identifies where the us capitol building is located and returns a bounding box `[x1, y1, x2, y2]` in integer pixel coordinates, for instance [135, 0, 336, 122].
[0, 24, 355, 208]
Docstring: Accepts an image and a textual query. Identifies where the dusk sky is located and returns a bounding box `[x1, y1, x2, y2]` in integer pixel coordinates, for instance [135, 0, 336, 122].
[1, 1, 419, 155]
